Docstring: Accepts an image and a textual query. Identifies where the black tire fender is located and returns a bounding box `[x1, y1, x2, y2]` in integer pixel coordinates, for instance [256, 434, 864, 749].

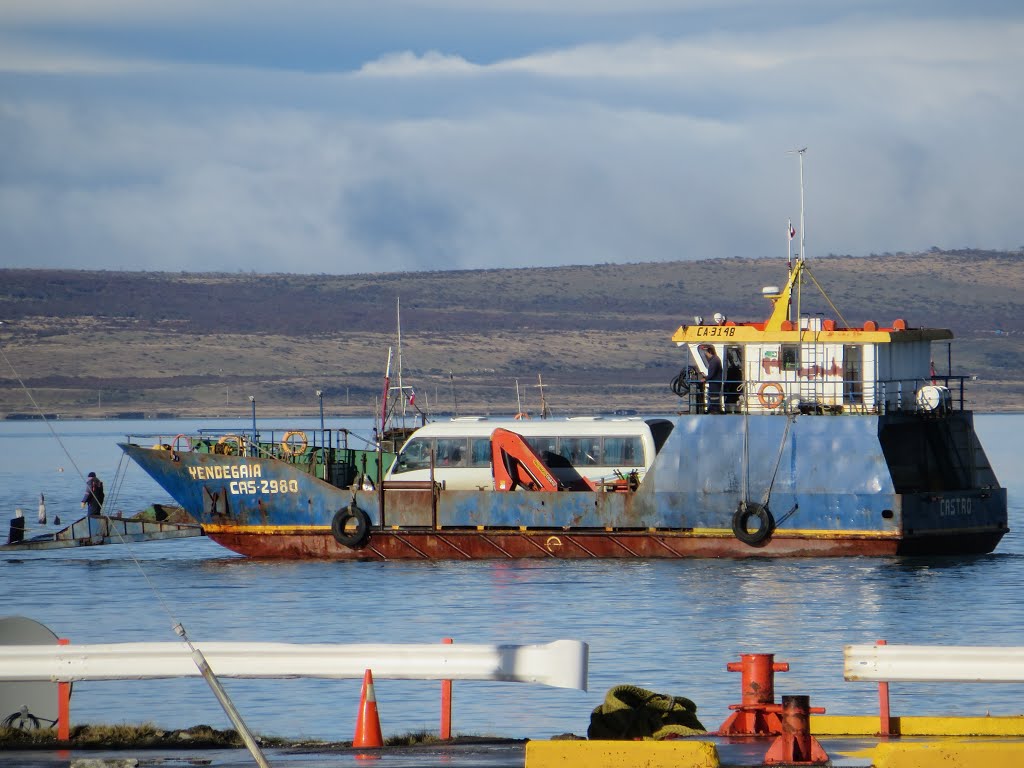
[732, 502, 775, 546]
[331, 504, 371, 549]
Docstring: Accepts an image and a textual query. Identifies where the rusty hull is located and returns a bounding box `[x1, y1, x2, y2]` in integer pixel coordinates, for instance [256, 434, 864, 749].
[206, 528, 899, 560]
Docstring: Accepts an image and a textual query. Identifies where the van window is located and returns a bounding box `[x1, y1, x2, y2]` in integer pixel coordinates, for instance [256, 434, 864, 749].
[470, 437, 491, 467]
[393, 438, 431, 474]
[559, 437, 599, 466]
[435, 438, 467, 467]
[524, 435, 557, 459]
[603, 436, 643, 467]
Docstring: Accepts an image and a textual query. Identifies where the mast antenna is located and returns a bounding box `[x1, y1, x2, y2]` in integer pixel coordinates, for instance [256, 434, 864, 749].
[535, 374, 550, 420]
[797, 147, 807, 264]
[396, 297, 404, 417]
[787, 147, 808, 328]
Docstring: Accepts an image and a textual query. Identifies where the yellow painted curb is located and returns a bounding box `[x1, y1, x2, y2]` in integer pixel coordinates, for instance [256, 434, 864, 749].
[813, 714, 1024, 736]
[525, 739, 720, 768]
[871, 740, 1024, 768]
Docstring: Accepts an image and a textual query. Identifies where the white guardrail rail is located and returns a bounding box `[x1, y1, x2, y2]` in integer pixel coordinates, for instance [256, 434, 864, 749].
[0, 639, 588, 690]
[845, 644, 1024, 683]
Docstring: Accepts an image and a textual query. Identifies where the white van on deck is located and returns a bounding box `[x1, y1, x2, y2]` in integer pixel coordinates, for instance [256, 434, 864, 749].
[385, 417, 674, 490]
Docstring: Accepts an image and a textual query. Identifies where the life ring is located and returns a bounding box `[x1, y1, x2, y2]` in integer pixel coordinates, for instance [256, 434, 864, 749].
[331, 504, 371, 549]
[513, 412, 530, 420]
[172, 434, 192, 452]
[732, 502, 775, 546]
[280, 430, 308, 456]
[757, 382, 786, 409]
[216, 434, 245, 456]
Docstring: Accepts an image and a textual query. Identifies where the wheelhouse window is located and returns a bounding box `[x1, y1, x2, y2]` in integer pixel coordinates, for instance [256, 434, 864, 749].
[781, 344, 800, 371]
[843, 344, 864, 403]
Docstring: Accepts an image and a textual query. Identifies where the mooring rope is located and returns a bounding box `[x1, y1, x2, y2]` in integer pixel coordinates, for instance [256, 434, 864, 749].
[760, 413, 797, 508]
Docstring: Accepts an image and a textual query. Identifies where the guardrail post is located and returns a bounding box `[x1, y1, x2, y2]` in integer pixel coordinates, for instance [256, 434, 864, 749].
[877, 639, 892, 736]
[57, 638, 70, 741]
[441, 638, 453, 740]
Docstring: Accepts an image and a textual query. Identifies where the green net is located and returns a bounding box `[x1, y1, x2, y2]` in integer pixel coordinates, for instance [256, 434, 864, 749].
[587, 684, 706, 741]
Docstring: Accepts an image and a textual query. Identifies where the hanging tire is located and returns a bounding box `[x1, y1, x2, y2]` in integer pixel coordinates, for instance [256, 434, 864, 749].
[331, 505, 371, 549]
[732, 502, 774, 546]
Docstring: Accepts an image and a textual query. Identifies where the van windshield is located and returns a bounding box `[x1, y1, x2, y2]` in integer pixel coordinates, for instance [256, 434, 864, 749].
[393, 438, 431, 473]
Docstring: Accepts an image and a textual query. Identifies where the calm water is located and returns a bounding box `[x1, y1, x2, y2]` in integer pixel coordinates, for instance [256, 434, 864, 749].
[1, 414, 1022, 741]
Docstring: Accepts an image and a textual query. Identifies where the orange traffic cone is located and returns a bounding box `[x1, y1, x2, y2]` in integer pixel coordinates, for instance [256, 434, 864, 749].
[353, 668, 384, 748]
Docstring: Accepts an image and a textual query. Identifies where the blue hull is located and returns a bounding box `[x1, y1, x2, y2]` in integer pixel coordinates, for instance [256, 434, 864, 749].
[120, 411, 1007, 559]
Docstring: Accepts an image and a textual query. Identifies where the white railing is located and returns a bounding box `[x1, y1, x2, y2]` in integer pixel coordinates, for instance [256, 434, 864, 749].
[845, 644, 1024, 683]
[0, 639, 588, 690]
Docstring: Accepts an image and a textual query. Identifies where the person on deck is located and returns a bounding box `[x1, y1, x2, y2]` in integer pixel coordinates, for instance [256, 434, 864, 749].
[724, 351, 743, 413]
[81, 471, 105, 516]
[704, 345, 723, 414]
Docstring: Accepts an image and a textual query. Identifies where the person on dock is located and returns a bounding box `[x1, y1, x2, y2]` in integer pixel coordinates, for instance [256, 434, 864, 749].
[81, 472, 105, 516]
[704, 345, 723, 413]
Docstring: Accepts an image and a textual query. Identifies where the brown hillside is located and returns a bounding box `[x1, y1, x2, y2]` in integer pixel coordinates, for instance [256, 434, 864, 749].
[0, 250, 1021, 418]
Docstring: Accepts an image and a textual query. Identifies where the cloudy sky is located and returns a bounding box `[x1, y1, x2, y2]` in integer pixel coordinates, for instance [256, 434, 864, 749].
[1, 1, 1021, 275]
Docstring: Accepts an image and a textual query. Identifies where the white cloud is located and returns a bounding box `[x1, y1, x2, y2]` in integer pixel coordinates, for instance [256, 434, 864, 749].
[0, 8, 1022, 274]
[358, 51, 480, 77]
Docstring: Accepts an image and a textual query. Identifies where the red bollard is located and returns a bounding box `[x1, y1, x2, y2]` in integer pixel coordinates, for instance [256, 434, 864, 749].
[763, 695, 829, 765]
[717, 653, 790, 735]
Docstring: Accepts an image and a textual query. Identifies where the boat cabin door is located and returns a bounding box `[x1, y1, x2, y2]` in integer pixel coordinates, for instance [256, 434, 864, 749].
[724, 345, 743, 413]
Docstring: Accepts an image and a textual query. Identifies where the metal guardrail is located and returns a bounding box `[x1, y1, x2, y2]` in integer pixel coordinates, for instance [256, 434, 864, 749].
[125, 427, 373, 455]
[0, 639, 589, 690]
[845, 644, 1024, 683]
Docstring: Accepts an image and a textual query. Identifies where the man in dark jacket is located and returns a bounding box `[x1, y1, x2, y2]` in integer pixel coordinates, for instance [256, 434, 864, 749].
[81, 472, 105, 516]
[704, 345, 723, 413]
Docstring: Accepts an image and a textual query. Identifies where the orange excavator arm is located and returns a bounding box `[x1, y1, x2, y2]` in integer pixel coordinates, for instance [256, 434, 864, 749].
[491, 428, 561, 491]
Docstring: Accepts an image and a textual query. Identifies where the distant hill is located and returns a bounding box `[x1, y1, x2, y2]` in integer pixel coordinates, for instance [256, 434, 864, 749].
[1, 249, 1021, 418]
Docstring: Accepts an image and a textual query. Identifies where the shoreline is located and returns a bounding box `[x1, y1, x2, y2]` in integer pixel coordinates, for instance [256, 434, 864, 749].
[0, 724, 529, 751]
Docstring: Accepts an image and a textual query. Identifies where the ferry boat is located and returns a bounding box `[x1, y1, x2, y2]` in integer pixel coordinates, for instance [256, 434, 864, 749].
[119, 254, 1007, 560]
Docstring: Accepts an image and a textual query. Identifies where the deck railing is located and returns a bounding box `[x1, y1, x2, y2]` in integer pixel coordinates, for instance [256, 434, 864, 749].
[674, 374, 970, 416]
[124, 426, 388, 487]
